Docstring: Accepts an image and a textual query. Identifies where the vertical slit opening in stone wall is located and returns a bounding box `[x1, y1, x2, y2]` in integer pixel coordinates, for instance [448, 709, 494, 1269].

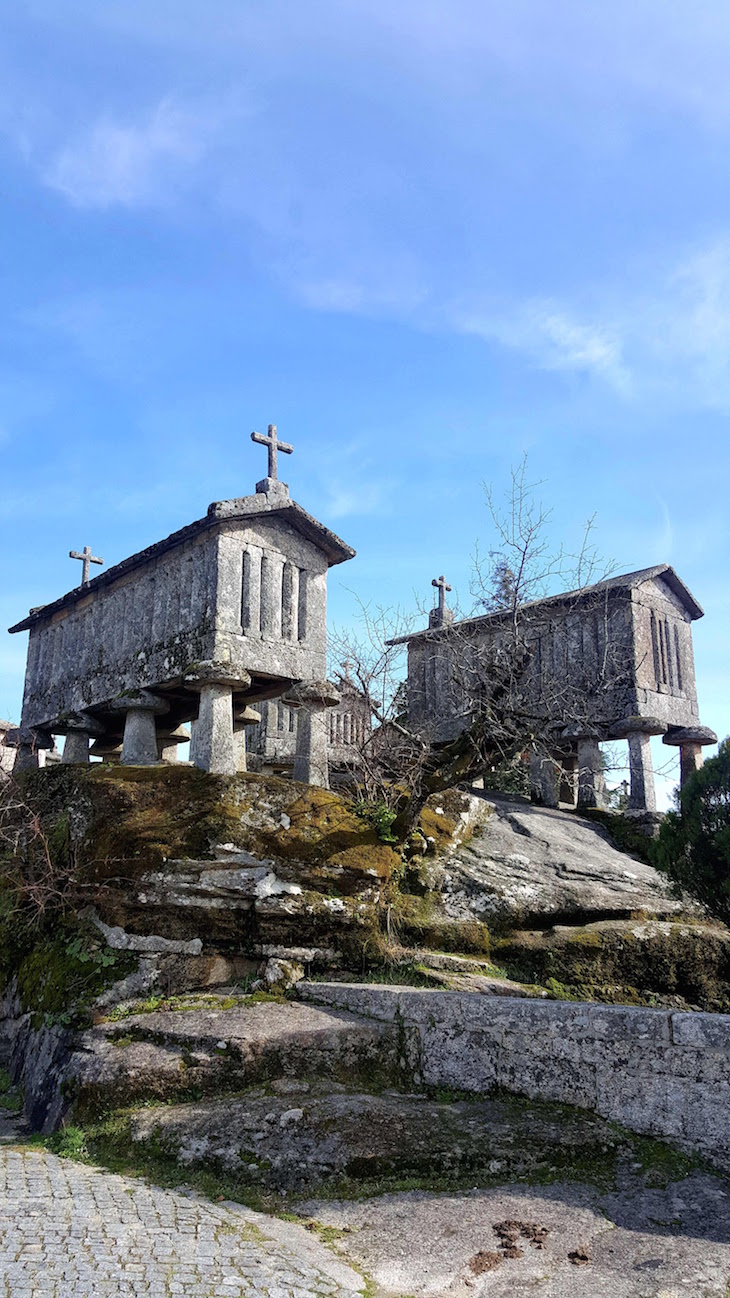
[650, 611, 661, 687]
[658, 617, 668, 685]
[282, 563, 294, 641]
[665, 617, 674, 688]
[241, 551, 252, 635]
[297, 569, 308, 641]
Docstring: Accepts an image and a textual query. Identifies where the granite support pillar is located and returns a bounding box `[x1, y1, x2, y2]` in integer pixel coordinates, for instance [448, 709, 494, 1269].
[529, 750, 559, 808]
[109, 691, 169, 766]
[184, 662, 251, 776]
[157, 726, 191, 764]
[627, 732, 656, 812]
[679, 743, 704, 786]
[610, 716, 668, 814]
[62, 731, 91, 765]
[121, 708, 159, 765]
[576, 737, 606, 810]
[55, 713, 105, 766]
[662, 725, 718, 793]
[233, 726, 247, 773]
[195, 684, 235, 775]
[285, 680, 340, 789]
[14, 744, 40, 773]
[233, 706, 261, 774]
[6, 725, 54, 772]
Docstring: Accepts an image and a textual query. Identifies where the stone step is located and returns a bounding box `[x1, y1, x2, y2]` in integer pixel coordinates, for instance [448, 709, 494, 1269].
[128, 1087, 623, 1196]
[52, 998, 412, 1128]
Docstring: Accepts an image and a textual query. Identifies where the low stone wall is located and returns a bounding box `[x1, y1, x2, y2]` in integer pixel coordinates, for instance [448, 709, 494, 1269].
[298, 983, 730, 1170]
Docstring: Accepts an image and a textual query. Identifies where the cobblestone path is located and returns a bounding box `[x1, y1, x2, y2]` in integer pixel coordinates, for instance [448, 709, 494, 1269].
[0, 1148, 365, 1297]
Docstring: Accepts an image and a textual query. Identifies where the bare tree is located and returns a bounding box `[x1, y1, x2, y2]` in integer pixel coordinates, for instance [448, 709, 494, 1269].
[328, 600, 432, 810]
[329, 456, 643, 814]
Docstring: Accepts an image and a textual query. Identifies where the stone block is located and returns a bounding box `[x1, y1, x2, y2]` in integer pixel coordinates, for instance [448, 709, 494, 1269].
[497, 1051, 598, 1108]
[418, 1027, 498, 1092]
[584, 1004, 672, 1043]
[671, 1011, 730, 1050]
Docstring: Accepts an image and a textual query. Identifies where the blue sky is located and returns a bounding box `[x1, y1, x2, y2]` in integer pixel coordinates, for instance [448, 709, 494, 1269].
[1, 1, 728, 801]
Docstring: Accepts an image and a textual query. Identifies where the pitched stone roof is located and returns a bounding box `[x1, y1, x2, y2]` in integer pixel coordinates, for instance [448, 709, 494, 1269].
[389, 564, 704, 646]
[9, 494, 355, 635]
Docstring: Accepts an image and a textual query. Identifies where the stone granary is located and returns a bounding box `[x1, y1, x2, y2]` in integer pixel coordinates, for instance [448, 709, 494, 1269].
[247, 666, 372, 781]
[8, 426, 354, 786]
[394, 565, 716, 812]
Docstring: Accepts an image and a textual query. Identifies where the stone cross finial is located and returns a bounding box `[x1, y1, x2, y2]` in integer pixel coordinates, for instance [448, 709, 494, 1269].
[70, 546, 104, 586]
[251, 424, 293, 481]
[431, 575, 452, 615]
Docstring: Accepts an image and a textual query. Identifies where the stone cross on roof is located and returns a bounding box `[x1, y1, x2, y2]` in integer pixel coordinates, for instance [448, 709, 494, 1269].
[431, 574, 452, 614]
[251, 424, 293, 482]
[429, 574, 454, 629]
[70, 545, 104, 586]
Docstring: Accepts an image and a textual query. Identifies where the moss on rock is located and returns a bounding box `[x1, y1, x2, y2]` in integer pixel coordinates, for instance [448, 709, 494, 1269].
[496, 918, 730, 1011]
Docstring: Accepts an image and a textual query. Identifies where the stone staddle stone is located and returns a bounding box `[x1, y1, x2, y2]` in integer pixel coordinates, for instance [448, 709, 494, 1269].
[285, 680, 340, 788]
[662, 724, 718, 746]
[108, 690, 169, 766]
[285, 679, 341, 709]
[184, 663, 251, 776]
[609, 715, 668, 738]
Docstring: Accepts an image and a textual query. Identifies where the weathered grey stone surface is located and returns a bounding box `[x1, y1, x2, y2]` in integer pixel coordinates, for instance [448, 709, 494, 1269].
[9, 458, 355, 780]
[300, 1179, 730, 1297]
[9, 997, 407, 1131]
[298, 982, 730, 1170]
[288, 679, 340, 788]
[421, 791, 688, 927]
[129, 1088, 616, 1194]
[0, 720, 15, 777]
[0, 1147, 365, 1297]
[248, 671, 372, 781]
[396, 565, 713, 810]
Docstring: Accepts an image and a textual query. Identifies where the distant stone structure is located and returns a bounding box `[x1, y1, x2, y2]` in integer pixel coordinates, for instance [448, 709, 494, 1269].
[394, 565, 716, 812]
[8, 426, 353, 786]
[0, 720, 16, 778]
[247, 666, 372, 783]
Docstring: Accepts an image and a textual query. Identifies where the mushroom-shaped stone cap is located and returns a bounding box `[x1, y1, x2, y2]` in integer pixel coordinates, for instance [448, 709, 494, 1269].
[3, 726, 54, 749]
[184, 661, 252, 690]
[156, 725, 191, 742]
[89, 739, 123, 757]
[284, 679, 341, 709]
[233, 706, 261, 725]
[108, 689, 170, 716]
[609, 715, 667, 739]
[560, 724, 601, 741]
[662, 724, 718, 746]
[53, 711, 107, 736]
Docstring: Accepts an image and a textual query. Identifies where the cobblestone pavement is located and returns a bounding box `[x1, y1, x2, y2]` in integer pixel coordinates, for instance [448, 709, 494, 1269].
[0, 1147, 365, 1297]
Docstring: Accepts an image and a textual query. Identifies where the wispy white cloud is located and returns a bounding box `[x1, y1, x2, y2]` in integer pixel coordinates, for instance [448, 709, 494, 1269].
[454, 300, 630, 391]
[43, 94, 247, 209]
[436, 236, 730, 407]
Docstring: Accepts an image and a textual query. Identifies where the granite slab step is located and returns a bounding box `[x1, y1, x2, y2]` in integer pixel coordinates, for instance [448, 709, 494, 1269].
[62, 998, 412, 1121]
[129, 1087, 624, 1195]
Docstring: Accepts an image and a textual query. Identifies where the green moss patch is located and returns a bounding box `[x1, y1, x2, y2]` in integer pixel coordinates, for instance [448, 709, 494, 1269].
[14, 925, 137, 1028]
[495, 919, 730, 1012]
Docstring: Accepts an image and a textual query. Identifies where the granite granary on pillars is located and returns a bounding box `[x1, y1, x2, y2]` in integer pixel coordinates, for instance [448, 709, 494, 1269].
[8, 425, 354, 786]
[393, 565, 716, 812]
[247, 666, 373, 782]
